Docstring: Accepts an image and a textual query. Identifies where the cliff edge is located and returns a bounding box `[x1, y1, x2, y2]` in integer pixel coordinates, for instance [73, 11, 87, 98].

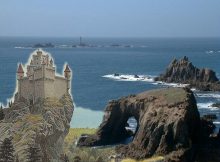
[0, 93, 74, 162]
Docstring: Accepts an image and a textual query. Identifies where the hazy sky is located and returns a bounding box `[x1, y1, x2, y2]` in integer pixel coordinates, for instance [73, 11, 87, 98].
[0, 0, 220, 37]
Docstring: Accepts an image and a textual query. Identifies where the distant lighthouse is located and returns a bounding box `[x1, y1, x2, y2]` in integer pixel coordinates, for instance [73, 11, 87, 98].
[80, 37, 82, 46]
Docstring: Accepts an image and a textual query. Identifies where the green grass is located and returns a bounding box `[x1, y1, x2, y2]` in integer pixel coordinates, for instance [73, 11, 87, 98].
[64, 128, 115, 162]
[13, 114, 43, 142]
[64, 128, 97, 152]
[64, 128, 165, 162]
[43, 97, 63, 107]
[64, 128, 164, 162]
[149, 88, 187, 104]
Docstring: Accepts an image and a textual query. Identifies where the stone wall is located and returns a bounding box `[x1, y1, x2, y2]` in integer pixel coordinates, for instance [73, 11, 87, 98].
[44, 67, 55, 80]
[34, 67, 43, 80]
[34, 79, 44, 100]
[44, 79, 55, 99]
[18, 67, 68, 102]
[54, 76, 67, 99]
[19, 78, 34, 101]
[33, 55, 42, 65]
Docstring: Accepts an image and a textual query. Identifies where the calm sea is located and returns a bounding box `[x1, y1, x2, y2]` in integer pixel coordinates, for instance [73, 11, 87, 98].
[0, 37, 220, 128]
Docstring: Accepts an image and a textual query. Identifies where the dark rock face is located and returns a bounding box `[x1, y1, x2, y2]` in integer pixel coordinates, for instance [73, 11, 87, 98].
[195, 118, 220, 162]
[78, 88, 201, 161]
[202, 114, 218, 121]
[0, 93, 74, 162]
[155, 56, 220, 91]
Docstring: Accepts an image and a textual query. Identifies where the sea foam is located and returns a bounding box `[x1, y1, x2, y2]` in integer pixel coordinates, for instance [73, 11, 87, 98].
[102, 74, 155, 82]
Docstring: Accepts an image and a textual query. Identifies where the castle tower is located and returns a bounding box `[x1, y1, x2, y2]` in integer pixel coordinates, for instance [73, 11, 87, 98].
[64, 65, 71, 92]
[17, 64, 24, 99]
[17, 64, 24, 79]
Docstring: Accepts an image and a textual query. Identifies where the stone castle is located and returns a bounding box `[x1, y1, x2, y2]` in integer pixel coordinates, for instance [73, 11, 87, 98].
[16, 49, 72, 104]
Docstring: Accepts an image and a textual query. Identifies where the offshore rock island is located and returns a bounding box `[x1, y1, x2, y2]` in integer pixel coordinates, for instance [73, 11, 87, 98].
[0, 49, 74, 162]
[155, 56, 220, 91]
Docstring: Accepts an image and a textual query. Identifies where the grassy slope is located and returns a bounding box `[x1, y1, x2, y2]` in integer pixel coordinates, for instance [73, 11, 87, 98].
[64, 128, 97, 152]
[64, 128, 116, 162]
[64, 128, 164, 162]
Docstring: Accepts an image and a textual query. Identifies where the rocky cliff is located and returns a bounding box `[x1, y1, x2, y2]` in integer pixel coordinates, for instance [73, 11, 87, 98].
[155, 56, 220, 91]
[0, 93, 74, 162]
[78, 88, 201, 161]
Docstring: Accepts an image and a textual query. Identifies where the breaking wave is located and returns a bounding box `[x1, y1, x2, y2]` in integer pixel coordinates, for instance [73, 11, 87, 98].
[14, 46, 32, 49]
[205, 50, 220, 54]
[197, 102, 217, 110]
[152, 81, 189, 88]
[206, 50, 214, 54]
[102, 74, 155, 82]
[195, 93, 220, 99]
[103, 73, 189, 88]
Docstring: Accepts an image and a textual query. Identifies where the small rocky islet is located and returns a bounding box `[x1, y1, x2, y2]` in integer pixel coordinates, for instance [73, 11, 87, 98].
[155, 56, 220, 91]
[1, 51, 220, 162]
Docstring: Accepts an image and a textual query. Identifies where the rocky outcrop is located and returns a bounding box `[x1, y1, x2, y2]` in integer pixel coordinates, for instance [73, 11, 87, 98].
[0, 93, 74, 162]
[78, 88, 201, 161]
[155, 56, 220, 91]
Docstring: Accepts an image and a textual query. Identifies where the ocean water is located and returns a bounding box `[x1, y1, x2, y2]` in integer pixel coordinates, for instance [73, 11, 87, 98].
[0, 37, 220, 129]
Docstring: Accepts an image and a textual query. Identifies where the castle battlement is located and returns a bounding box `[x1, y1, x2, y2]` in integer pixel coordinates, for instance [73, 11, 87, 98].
[16, 49, 72, 104]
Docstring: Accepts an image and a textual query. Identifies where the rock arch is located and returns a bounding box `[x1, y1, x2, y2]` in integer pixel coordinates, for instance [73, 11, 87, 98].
[78, 88, 201, 161]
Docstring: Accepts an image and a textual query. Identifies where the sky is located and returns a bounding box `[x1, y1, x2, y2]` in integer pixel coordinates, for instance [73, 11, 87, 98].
[0, 0, 220, 38]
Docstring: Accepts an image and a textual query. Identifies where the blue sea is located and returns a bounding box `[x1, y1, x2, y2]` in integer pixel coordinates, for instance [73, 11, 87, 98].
[0, 37, 220, 129]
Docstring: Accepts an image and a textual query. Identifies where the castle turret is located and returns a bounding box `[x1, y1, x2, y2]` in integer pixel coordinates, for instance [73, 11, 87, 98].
[17, 64, 24, 99]
[64, 65, 71, 92]
[17, 64, 24, 79]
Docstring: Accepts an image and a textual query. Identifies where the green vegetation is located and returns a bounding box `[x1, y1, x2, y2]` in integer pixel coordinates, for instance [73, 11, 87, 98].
[64, 128, 115, 162]
[149, 88, 187, 104]
[64, 128, 96, 152]
[64, 128, 164, 162]
[25, 114, 43, 123]
[12, 114, 43, 144]
[0, 137, 15, 162]
[26, 144, 42, 162]
[43, 97, 63, 107]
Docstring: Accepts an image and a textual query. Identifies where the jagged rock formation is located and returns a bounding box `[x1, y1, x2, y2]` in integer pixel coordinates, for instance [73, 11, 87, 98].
[78, 88, 201, 161]
[0, 93, 74, 162]
[155, 56, 220, 91]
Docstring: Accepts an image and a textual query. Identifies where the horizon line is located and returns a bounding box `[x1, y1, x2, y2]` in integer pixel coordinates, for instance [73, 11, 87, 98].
[0, 35, 220, 39]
